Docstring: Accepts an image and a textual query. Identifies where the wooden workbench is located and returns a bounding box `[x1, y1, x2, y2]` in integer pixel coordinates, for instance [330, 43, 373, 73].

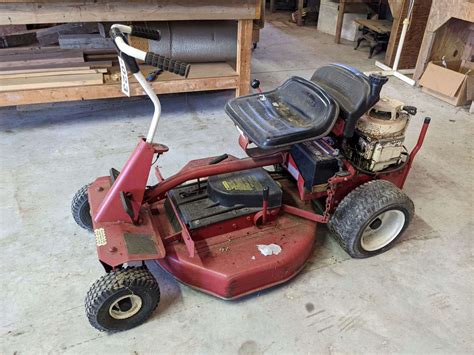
[334, 0, 380, 44]
[334, 0, 432, 70]
[0, 0, 262, 106]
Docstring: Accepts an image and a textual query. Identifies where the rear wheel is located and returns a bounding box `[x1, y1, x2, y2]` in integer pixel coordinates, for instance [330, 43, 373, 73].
[85, 267, 160, 332]
[71, 184, 93, 232]
[328, 180, 414, 258]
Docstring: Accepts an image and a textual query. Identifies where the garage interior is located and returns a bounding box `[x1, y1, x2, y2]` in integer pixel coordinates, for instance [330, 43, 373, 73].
[0, 1, 473, 354]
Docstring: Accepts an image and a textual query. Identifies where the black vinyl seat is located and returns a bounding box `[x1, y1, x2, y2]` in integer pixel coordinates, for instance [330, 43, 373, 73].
[311, 64, 388, 137]
[225, 77, 339, 149]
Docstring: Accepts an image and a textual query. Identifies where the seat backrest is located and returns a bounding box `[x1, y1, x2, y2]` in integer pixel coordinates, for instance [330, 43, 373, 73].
[225, 77, 339, 149]
[310, 64, 387, 138]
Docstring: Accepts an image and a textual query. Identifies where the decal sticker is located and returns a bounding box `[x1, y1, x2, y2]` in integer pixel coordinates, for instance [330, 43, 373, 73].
[118, 56, 130, 97]
[94, 228, 107, 246]
[222, 176, 263, 191]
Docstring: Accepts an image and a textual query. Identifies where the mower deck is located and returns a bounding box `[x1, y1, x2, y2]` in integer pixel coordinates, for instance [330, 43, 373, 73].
[158, 212, 316, 299]
[88, 175, 317, 299]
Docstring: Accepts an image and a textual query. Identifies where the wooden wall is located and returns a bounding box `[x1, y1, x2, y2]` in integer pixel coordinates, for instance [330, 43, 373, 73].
[428, 18, 473, 63]
[384, 0, 432, 69]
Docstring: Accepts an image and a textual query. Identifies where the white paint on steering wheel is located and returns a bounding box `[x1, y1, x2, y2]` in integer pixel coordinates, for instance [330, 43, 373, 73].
[360, 210, 405, 251]
[109, 294, 143, 320]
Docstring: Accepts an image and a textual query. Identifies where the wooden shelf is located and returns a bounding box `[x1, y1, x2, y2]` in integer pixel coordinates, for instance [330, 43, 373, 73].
[0, 63, 239, 106]
[0, 0, 262, 24]
[0, 0, 260, 106]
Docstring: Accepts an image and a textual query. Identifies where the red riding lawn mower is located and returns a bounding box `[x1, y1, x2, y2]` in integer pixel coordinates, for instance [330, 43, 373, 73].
[72, 24, 430, 332]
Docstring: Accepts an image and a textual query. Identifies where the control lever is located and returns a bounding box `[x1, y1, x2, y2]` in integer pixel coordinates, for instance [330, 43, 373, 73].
[251, 79, 262, 93]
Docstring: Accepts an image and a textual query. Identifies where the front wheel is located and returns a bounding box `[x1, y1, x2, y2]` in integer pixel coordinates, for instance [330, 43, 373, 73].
[71, 184, 93, 232]
[85, 267, 161, 332]
[328, 180, 414, 258]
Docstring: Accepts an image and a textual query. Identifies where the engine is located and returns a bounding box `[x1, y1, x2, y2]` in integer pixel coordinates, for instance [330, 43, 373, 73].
[345, 97, 414, 172]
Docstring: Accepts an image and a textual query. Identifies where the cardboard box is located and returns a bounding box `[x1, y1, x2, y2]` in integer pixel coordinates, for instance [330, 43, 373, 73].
[419, 60, 474, 106]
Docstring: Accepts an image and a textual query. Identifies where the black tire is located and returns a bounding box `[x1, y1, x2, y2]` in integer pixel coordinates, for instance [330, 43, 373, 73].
[71, 184, 93, 232]
[85, 267, 160, 332]
[328, 180, 414, 259]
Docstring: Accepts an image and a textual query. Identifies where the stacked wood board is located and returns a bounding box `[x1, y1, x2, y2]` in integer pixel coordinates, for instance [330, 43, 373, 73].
[0, 47, 112, 92]
[0, 23, 101, 49]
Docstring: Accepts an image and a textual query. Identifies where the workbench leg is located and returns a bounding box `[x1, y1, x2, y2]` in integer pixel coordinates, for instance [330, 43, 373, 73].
[236, 19, 253, 97]
[335, 0, 346, 44]
[297, 0, 304, 26]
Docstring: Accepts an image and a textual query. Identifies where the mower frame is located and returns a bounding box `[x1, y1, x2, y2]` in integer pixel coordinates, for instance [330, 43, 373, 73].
[85, 23, 430, 294]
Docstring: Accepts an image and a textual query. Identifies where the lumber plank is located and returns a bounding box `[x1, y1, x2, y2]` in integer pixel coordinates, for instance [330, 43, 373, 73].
[354, 19, 393, 34]
[0, 55, 85, 68]
[0, 72, 103, 91]
[0, 30, 37, 48]
[236, 19, 253, 96]
[0, 25, 27, 36]
[0, 49, 84, 68]
[0, 76, 239, 106]
[0, 46, 68, 55]
[0, 48, 83, 61]
[0, 68, 106, 79]
[0, 61, 111, 74]
[36, 22, 98, 46]
[59, 34, 114, 49]
[0, 1, 261, 25]
[0, 65, 90, 74]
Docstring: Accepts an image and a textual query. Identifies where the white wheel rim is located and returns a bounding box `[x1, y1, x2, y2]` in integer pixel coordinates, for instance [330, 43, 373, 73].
[109, 294, 142, 320]
[360, 210, 405, 251]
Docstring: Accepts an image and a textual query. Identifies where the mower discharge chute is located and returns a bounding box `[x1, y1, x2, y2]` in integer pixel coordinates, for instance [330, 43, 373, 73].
[71, 24, 431, 332]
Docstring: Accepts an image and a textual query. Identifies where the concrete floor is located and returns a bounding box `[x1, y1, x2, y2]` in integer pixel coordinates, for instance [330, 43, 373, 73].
[1, 14, 473, 354]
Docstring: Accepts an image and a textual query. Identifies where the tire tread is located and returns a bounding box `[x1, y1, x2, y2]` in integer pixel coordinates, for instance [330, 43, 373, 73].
[328, 180, 414, 258]
[71, 184, 93, 232]
[85, 267, 160, 332]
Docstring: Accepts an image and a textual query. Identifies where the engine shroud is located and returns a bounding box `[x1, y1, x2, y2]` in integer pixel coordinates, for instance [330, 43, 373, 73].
[348, 97, 410, 172]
